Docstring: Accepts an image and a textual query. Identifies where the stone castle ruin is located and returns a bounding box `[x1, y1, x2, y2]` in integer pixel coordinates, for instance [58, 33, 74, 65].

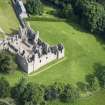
[0, 0, 65, 74]
[14, 0, 28, 18]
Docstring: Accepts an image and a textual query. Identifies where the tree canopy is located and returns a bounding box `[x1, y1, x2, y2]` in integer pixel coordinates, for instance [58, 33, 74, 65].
[0, 51, 17, 73]
[0, 77, 10, 98]
[11, 78, 45, 105]
[25, 0, 43, 15]
[42, 0, 105, 38]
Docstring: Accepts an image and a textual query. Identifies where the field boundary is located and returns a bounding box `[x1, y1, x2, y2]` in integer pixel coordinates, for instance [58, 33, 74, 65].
[28, 57, 67, 77]
[26, 16, 66, 22]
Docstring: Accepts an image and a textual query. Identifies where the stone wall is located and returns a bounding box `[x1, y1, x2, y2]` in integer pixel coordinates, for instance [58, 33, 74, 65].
[16, 54, 28, 73]
[17, 49, 64, 74]
[0, 0, 65, 74]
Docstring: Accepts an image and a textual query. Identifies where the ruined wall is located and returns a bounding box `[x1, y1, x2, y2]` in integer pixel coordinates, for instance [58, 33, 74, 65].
[16, 54, 28, 73]
[27, 50, 64, 74]
[27, 53, 57, 73]
[58, 49, 65, 59]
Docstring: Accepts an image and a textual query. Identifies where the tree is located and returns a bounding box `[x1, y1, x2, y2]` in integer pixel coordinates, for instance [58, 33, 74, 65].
[85, 74, 100, 91]
[76, 82, 88, 92]
[73, 0, 105, 36]
[11, 78, 45, 105]
[95, 64, 105, 88]
[96, 0, 105, 6]
[25, 0, 43, 15]
[11, 78, 27, 104]
[44, 82, 64, 101]
[0, 77, 10, 98]
[57, 4, 73, 18]
[0, 51, 17, 73]
[24, 83, 45, 105]
[60, 84, 78, 103]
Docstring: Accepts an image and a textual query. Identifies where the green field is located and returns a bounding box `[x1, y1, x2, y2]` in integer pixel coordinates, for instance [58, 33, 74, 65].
[0, 0, 105, 105]
[25, 21, 105, 85]
[0, 1, 105, 104]
[0, 0, 19, 39]
[2, 20, 105, 86]
[1, 19, 105, 104]
[0, 9, 104, 85]
[28, 20, 105, 105]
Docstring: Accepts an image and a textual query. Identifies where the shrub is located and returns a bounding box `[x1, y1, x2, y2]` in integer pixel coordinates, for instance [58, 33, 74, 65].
[44, 82, 64, 101]
[0, 77, 10, 98]
[0, 51, 17, 73]
[11, 78, 45, 105]
[95, 64, 105, 88]
[85, 74, 100, 91]
[60, 84, 79, 103]
[76, 82, 89, 92]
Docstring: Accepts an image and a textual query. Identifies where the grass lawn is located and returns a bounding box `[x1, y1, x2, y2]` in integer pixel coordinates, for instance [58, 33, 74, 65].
[25, 21, 105, 85]
[0, 1, 105, 104]
[0, 1, 104, 104]
[2, 20, 105, 86]
[0, 0, 19, 39]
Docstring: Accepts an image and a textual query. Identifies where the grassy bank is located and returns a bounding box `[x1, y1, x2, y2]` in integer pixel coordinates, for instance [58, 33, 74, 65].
[1, 20, 105, 86]
[0, 0, 19, 39]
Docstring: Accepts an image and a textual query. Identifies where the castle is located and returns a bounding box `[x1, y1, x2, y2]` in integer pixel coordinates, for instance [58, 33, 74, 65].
[0, 0, 65, 74]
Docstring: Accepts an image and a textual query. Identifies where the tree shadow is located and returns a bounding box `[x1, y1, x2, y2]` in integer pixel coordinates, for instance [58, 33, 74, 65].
[94, 34, 105, 46]
[93, 63, 105, 87]
[66, 18, 105, 47]
[93, 63, 105, 72]
[66, 20, 87, 32]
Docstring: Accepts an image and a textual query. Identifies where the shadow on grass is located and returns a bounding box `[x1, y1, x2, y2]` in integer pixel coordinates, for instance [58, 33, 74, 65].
[94, 34, 105, 46]
[66, 18, 105, 46]
[93, 63, 105, 73]
[5, 28, 18, 36]
[41, 0, 57, 9]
